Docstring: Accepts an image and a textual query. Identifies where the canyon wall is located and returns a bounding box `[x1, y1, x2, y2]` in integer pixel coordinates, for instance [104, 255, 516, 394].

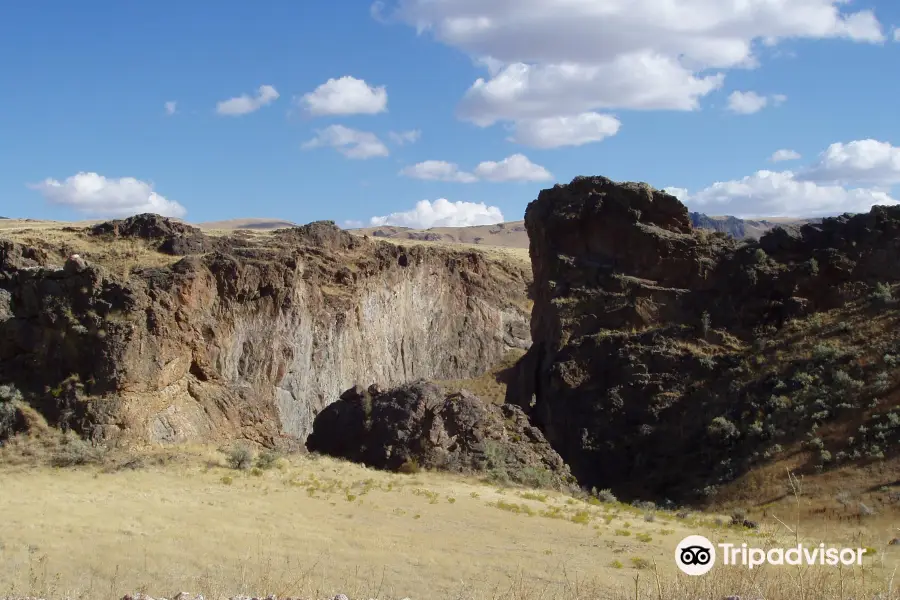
[0, 218, 530, 446]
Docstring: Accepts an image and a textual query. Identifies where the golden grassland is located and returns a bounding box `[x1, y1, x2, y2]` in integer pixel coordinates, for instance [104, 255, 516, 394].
[1, 442, 900, 600]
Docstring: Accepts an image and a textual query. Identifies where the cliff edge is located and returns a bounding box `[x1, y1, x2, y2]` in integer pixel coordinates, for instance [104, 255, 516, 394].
[0, 216, 531, 447]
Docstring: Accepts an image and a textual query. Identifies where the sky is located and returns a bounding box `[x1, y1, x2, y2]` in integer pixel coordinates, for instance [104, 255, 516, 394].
[1, 1, 899, 228]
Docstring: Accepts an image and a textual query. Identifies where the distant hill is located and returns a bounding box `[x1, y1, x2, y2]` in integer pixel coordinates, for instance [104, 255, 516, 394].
[689, 212, 818, 239]
[352, 220, 530, 248]
[349, 213, 815, 248]
[196, 218, 297, 230]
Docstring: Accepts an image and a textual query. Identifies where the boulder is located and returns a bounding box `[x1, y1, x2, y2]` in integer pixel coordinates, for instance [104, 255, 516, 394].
[308, 380, 573, 489]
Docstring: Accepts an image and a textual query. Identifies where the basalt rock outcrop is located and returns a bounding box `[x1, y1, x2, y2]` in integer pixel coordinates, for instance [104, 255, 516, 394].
[89, 213, 228, 255]
[0, 216, 531, 446]
[509, 176, 900, 502]
[308, 380, 573, 489]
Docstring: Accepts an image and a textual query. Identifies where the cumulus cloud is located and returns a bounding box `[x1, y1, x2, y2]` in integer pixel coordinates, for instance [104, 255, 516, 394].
[216, 85, 280, 116]
[400, 154, 552, 182]
[510, 112, 621, 148]
[671, 171, 897, 218]
[770, 149, 802, 162]
[388, 129, 421, 145]
[381, 0, 882, 130]
[727, 91, 785, 114]
[164, 101, 177, 116]
[300, 76, 388, 116]
[29, 172, 187, 218]
[400, 160, 477, 182]
[302, 125, 390, 159]
[458, 59, 724, 126]
[473, 154, 552, 182]
[799, 139, 900, 185]
[369, 199, 504, 228]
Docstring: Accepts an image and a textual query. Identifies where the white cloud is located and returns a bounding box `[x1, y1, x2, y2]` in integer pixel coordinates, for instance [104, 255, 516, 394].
[510, 112, 621, 148]
[383, 0, 882, 127]
[400, 160, 477, 182]
[164, 101, 177, 116]
[300, 76, 388, 116]
[799, 139, 900, 185]
[893, 27, 900, 42]
[388, 129, 421, 145]
[473, 154, 552, 182]
[369, 199, 504, 228]
[672, 170, 897, 218]
[663, 187, 689, 201]
[342, 219, 366, 229]
[459, 58, 725, 126]
[29, 172, 187, 218]
[302, 125, 390, 159]
[727, 90, 785, 114]
[770, 149, 802, 162]
[400, 154, 552, 182]
[216, 85, 280, 116]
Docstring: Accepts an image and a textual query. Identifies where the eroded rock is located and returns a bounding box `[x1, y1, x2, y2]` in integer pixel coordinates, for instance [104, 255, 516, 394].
[308, 381, 572, 489]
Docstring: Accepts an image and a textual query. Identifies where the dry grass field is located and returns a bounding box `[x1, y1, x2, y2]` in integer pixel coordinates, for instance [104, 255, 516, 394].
[1, 442, 900, 600]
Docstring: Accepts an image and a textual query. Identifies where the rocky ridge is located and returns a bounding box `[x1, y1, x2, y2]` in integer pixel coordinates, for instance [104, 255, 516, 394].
[0, 216, 531, 447]
[508, 176, 900, 502]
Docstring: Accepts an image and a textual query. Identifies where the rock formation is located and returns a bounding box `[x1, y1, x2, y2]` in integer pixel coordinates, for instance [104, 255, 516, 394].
[307, 380, 573, 489]
[0, 217, 531, 446]
[509, 176, 900, 501]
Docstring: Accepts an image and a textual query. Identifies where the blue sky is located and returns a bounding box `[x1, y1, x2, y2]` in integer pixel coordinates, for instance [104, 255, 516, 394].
[1, 0, 899, 227]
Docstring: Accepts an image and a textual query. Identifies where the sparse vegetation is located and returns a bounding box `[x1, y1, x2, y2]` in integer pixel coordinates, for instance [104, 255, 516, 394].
[226, 444, 255, 470]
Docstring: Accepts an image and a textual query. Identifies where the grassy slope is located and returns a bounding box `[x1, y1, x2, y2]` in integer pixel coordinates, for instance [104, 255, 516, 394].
[1, 447, 899, 600]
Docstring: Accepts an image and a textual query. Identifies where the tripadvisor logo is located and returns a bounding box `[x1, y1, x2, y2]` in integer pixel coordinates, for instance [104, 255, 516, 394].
[676, 535, 716, 575]
[675, 535, 867, 575]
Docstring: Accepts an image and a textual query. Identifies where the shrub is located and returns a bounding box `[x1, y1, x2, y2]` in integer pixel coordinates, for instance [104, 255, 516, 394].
[730, 508, 747, 526]
[833, 370, 863, 391]
[255, 450, 281, 470]
[571, 510, 591, 525]
[398, 458, 421, 474]
[595, 488, 618, 503]
[0, 384, 23, 440]
[610, 560, 623, 569]
[226, 444, 255, 470]
[708, 416, 739, 441]
[631, 557, 651, 570]
[50, 432, 104, 467]
[870, 282, 894, 305]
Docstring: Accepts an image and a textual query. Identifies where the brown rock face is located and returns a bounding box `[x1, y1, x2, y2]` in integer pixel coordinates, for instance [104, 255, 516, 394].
[307, 380, 573, 489]
[509, 176, 900, 501]
[0, 219, 531, 447]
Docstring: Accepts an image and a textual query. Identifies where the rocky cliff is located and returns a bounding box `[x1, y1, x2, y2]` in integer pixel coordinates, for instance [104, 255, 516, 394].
[0, 216, 531, 446]
[509, 176, 900, 502]
[308, 381, 573, 490]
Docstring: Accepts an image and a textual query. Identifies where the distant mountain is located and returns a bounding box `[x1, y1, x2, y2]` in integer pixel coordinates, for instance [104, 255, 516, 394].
[195, 218, 297, 230]
[352, 220, 530, 249]
[349, 214, 817, 247]
[688, 212, 818, 240]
